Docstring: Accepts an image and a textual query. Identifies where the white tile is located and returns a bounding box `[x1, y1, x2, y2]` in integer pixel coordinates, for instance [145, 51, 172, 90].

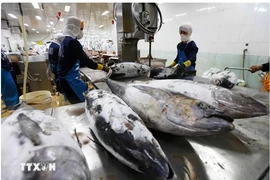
[246, 43, 263, 56]
[238, 4, 257, 24]
[259, 43, 269, 56]
[227, 24, 242, 43]
[205, 11, 224, 28]
[217, 24, 230, 43]
[197, 42, 210, 53]
[250, 23, 268, 42]
[238, 24, 253, 42]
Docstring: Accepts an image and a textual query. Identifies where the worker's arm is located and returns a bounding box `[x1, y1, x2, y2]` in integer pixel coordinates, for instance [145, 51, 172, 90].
[71, 40, 105, 71]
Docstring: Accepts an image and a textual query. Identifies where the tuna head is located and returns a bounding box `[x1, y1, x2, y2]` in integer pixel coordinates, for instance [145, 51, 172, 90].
[165, 96, 235, 135]
[212, 89, 269, 118]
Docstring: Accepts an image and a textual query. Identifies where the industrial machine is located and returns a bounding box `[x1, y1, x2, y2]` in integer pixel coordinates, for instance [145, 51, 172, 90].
[113, 3, 165, 67]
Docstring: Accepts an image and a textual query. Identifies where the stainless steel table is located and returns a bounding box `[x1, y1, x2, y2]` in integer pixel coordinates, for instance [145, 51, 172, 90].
[51, 83, 269, 180]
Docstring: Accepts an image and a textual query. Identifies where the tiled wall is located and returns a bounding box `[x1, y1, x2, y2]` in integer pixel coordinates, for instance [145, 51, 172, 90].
[138, 3, 269, 90]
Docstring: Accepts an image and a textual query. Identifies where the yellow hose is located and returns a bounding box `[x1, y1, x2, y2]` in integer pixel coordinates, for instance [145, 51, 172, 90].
[20, 14, 29, 99]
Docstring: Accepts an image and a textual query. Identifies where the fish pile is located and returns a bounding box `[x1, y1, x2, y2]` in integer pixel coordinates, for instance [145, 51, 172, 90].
[84, 89, 175, 179]
[107, 79, 235, 136]
[1, 104, 91, 180]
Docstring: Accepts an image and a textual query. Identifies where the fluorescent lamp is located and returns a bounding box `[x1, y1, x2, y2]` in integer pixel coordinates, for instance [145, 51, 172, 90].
[60, 18, 64, 22]
[35, 16, 42, 20]
[32, 2, 39, 9]
[24, 24, 29, 26]
[47, 29, 49, 31]
[163, 18, 173, 22]
[102, 10, 109, 16]
[92, 30, 95, 31]
[99, 25, 104, 28]
[47, 25, 51, 28]
[36, 31, 39, 33]
[32, 28, 36, 31]
[175, 13, 186, 17]
[50, 22, 54, 25]
[65, 6, 71, 12]
[8, 14, 17, 19]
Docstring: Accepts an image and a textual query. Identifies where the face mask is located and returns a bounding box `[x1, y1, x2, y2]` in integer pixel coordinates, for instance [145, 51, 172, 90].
[76, 30, 83, 40]
[180, 34, 190, 42]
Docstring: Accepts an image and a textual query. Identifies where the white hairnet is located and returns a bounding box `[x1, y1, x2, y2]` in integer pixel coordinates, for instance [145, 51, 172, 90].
[63, 16, 82, 39]
[179, 24, 192, 35]
[54, 33, 64, 44]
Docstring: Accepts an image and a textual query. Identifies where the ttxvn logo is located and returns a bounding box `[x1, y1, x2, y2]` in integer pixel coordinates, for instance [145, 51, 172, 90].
[20, 163, 56, 171]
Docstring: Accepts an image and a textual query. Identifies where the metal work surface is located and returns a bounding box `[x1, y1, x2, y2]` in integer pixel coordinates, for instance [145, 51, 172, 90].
[52, 83, 269, 180]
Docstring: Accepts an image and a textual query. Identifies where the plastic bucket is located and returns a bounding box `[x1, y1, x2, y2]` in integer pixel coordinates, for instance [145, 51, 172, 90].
[19, 90, 52, 110]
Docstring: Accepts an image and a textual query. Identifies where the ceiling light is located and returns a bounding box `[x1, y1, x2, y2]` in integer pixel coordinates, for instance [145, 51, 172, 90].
[102, 10, 109, 16]
[35, 16, 42, 20]
[258, 8, 267, 12]
[53, 30, 56, 33]
[163, 18, 173, 23]
[99, 25, 104, 28]
[175, 13, 186, 17]
[47, 25, 51, 28]
[24, 24, 29, 26]
[60, 18, 64, 22]
[8, 14, 17, 19]
[92, 30, 95, 31]
[47, 29, 49, 31]
[65, 6, 71, 12]
[50, 22, 54, 25]
[32, 28, 36, 31]
[36, 31, 39, 33]
[32, 2, 39, 9]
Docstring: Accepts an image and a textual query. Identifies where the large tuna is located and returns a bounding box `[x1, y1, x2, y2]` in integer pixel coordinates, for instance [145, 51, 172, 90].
[106, 79, 235, 136]
[1, 104, 91, 180]
[116, 79, 268, 119]
[109, 62, 150, 79]
[84, 89, 175, 179]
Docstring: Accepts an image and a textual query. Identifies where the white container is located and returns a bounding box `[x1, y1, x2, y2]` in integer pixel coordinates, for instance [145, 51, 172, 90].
[19, 90, 52, 110]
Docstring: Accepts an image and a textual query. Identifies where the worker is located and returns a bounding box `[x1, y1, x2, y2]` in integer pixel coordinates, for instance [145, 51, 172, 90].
[58, 16, 108, 104]
[48, 33, 63, 91]
[167, 24, 199, 80]
[1, 49, 20, 107]
[249, 62, 269, 73]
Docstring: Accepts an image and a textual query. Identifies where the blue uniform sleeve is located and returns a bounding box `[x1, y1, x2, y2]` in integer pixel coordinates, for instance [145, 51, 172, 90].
[70, 40, 98, 69]
[187, 42, 199, 67]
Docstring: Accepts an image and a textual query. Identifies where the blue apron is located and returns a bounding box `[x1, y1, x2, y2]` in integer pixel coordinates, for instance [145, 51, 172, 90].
[177, 43, 195, 71]
[1, 68, 19, 107]
[64, 60, 87, 102]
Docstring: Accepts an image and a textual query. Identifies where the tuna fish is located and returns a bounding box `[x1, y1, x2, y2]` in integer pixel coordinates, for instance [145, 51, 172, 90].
[108, 62, 150, 79]
[116, 79, 268, 119]
[106, 79, 235, 136]
[84, 90, 175, 179]
[1, 104, 91, 180]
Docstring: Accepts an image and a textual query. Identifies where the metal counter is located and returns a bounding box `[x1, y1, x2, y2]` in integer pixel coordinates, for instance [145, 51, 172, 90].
[51, 83, 269, 180]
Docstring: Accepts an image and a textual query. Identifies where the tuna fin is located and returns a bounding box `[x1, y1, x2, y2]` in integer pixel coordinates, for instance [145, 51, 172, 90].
[183, 156, 197, 180]
[17, 113, 42, 146]
[133, 85, 172, 99]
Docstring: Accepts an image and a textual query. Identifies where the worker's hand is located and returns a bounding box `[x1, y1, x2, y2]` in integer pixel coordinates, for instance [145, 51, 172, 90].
[249, 65, 262, 73]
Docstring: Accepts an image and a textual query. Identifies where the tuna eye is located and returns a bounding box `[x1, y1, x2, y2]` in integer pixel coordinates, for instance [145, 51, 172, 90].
[199, 102, 207, 109]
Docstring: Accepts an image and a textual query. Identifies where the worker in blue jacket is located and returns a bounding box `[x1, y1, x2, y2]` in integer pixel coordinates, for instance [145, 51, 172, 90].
[167, 24, 199, 80]
[1, 49, 20, 107]
[58, 16, 108, 104]
[48, 33, 63, 91]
